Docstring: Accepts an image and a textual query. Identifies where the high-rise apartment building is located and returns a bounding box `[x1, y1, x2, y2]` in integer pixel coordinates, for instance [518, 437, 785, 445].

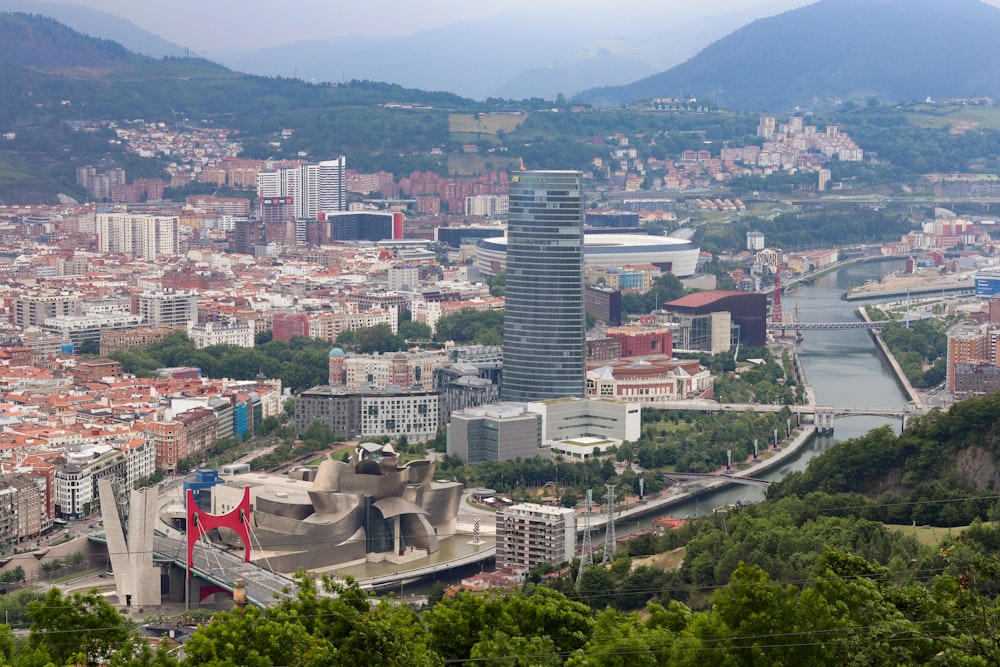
[496, 503, 576, 569]
[96, 213, 179, 259]
[501, 170, 585, 402]
[135, 291, 199, 328]
[299, 163, 320, 220]
[318, 157, 347, 214]
[256, 158, 346, 223]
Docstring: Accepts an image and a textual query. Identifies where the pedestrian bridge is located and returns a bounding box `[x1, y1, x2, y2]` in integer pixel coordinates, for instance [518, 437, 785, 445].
[769, 321, 888, 331]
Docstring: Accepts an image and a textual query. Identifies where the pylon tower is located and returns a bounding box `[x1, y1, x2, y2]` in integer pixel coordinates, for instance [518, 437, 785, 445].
[602, 484, 617, 564]
[577, 489, 594, 584]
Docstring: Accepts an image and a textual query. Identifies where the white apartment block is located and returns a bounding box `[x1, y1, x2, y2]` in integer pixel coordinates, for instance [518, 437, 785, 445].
[41, 313, 144, 346]
[357, 392, 440, 441]
[136, 290, 199, 327]
[13, 292, 79, 329]
[55, 441, 155, 518]
[318, 157, 346, 215]
[465, 194, 509, 217]
[188, 320, 255, 349]
[0, 484, 16, 548]
[388, 266, 419, 291]
[96, 213, 179, 259]
[496, 503, 576, 569]
[339, 350, 445, 391]
[307, 307, 398, 342]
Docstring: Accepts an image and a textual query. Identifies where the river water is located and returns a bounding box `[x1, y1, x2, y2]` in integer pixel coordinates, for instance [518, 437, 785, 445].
[632, 258, 911, 520]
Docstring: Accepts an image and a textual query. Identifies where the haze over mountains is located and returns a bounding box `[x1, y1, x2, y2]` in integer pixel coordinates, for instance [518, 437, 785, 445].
[581, 0, 1000, 111]
[220, 3, 802, 101]
[0, 0, 803, 101]
[6, 0, 1000, 112]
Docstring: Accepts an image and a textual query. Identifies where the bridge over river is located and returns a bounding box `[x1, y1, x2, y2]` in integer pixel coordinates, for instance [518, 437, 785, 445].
[654, 400, 928, 432]
[91, 531, 297, 608]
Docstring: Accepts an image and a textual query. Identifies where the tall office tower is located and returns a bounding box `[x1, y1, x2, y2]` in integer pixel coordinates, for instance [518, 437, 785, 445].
[501, 170, 585, 402]
[96, 213, 178, 259]
[318, 157, 347, 214]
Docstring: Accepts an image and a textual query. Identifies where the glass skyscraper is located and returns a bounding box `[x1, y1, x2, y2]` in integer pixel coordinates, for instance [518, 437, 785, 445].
[501, 170, 585, 402]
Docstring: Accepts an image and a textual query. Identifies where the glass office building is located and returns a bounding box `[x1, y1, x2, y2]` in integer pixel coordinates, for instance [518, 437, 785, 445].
[501, 170, 585, 402]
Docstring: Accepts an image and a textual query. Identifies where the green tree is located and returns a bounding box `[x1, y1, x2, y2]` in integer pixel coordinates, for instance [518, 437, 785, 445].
[488, 270, 506, 296]
[24, 589, 133, 666]
[0, 565, 25, 584]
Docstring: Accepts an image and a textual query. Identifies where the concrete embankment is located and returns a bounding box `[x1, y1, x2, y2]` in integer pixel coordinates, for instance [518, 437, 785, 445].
[844, 269, 975, 301]
[579, 424, 818, 531]
[857, 306, 924, 408]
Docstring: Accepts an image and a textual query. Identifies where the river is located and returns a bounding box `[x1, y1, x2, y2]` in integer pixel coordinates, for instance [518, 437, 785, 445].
[627, 257, 912, 521]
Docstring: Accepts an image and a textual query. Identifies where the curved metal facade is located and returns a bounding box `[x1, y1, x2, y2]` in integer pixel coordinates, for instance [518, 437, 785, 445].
[501, 171, 585, 402]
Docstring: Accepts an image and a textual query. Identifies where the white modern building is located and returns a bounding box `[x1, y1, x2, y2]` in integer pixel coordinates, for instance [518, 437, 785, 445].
[188, 320, 255, 349]
[96, 213, 179, 259]
[41, 313, 144, 347]
[295, 386, 441, 441]
[317, 157, 347, 215]
[13, 292, 79, 329]
[465, 194, 509, 217]
[136, 290, 199, 327]
[55, 441, 155, 518]
[477, 233, 700, 279]
[526, 397, 641, 445]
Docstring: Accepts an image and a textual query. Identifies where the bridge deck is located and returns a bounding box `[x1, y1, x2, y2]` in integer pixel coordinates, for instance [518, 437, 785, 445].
[769, 321, 887, 330]
[91, 533, 296, 607]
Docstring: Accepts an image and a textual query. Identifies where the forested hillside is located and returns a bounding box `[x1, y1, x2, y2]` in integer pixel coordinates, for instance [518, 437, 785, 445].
[770, 392, 1000, 526]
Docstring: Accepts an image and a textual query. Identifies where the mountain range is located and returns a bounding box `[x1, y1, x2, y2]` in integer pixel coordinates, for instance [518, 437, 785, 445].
[0, 0, 804, 102]
[5, 0, 1000, 115]
[579, 0, 1000, 111]
[0, 0, 185, 58]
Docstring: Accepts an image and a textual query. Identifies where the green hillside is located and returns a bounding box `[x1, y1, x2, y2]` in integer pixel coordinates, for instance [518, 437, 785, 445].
[770, 393, 1000, 526]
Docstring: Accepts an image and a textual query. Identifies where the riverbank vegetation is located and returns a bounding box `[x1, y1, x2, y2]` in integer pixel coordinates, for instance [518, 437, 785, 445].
[866, 307, 951, 388]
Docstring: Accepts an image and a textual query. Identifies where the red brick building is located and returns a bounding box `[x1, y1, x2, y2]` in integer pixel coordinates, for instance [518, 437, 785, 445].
[606, 326, 672, 358]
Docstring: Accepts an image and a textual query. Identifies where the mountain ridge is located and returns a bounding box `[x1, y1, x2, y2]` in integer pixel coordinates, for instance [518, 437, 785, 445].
[578, 0, 1000, 112]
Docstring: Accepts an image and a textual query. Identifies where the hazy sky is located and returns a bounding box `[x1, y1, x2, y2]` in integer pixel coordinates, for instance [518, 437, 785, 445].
[42, 0, 819, 53]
